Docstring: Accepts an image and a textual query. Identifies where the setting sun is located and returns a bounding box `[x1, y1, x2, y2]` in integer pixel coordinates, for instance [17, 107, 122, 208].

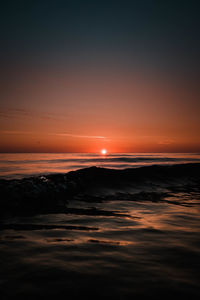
[101, 149, 107, 155]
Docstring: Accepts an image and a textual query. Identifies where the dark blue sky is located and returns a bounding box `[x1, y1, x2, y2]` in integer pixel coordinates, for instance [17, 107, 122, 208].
[1, 0, 199, 71]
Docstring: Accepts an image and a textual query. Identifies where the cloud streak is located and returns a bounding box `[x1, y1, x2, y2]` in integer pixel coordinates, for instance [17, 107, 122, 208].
[0, 108, 67, 122]
[50, 133, 107, 139]
[0, 130, 107, 140]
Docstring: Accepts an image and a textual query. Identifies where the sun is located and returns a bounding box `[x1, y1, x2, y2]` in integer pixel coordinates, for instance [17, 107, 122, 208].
[101, 149, 107, 155]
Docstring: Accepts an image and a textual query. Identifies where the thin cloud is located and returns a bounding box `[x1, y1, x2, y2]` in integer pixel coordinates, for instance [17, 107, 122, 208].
[51, 133, 107, 139]
[0, 108, 66, 122]
[158, 139, 175, 145]
[0, 130, 36, 135]
[0, 130, 107, 140]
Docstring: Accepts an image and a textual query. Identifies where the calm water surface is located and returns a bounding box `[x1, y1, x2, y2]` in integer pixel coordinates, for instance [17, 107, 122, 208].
[1, 195, 200, 298]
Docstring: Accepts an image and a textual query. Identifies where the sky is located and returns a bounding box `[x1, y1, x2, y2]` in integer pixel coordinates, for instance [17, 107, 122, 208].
[0, 0, 200, 153]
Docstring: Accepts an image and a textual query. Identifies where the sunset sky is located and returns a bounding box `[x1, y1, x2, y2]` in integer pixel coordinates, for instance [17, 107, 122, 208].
[1, 0, 200, 153]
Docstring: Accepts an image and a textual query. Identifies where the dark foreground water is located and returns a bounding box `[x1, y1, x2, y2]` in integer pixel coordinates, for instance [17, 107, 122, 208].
[0, 161, 200, 299]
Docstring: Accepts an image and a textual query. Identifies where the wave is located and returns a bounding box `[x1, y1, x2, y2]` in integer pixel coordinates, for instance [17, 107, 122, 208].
[1, 156, 200, 165]
[1, 153, 200, 180]
[0, 163, 200, 217]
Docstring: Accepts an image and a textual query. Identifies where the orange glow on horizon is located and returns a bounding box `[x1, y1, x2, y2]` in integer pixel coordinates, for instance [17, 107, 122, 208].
[0, 65, 200, 153]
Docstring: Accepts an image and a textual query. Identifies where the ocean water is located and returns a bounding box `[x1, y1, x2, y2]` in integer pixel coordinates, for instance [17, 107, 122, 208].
[0, 152, 200, 179]
[0, 154, 200, 299]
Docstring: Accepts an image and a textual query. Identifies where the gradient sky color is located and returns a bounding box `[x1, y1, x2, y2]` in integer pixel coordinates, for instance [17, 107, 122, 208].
[0, 0, 200, 152]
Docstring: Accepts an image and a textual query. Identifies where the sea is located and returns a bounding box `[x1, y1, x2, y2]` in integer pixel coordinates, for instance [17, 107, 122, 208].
[0, 153, 200, 299]
[0, 152, 200, 179]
